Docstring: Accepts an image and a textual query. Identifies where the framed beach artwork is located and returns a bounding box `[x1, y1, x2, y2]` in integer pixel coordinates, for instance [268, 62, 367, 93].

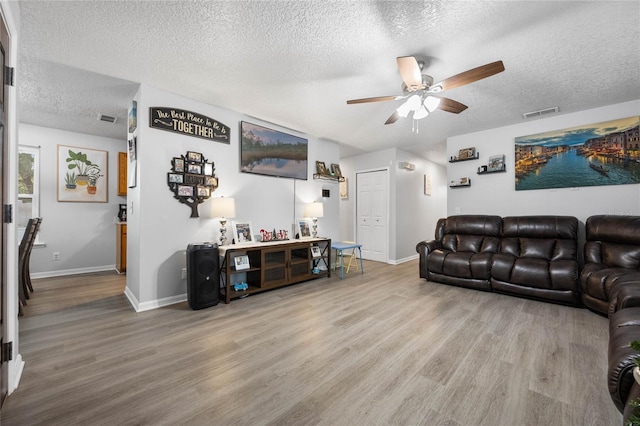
[515, 116, 640, 191]
[57, 145, 108, 203]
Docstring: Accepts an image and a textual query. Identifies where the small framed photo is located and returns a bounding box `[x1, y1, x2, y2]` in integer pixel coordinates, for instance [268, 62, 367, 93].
[168, 173, 183, 184]
[296, 218, 312, 239]
[487, 155, 505, 172]
[173, 158, 185, 172]
[204, 162, 214, 176]
[330, 163, 342, 177]
[315, 161, 328, 175]
[197, 186, 210, 197]
[459, 177, 469, 185]
[177, 185, 193, 197]
[311, 246, 322, 258]
[233, 255, 250, 270]
[231, 221, 254, 244]
[187, 163, 202, 174]
[205, 176, 218, 187]
[187, 151, 203, 163]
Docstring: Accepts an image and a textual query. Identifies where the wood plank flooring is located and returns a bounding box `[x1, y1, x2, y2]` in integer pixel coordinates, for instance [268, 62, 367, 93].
[1, 260, 621, 425]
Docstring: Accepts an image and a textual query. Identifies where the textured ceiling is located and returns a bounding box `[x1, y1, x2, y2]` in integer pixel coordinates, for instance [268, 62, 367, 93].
[17, 1, 640, 164]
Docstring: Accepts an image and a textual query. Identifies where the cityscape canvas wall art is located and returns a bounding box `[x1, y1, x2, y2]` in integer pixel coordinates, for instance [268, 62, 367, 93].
[515, 116, 640, 191]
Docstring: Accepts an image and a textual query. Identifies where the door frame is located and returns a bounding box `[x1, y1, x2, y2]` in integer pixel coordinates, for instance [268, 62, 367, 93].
[354, 167, 390, 264]
[0, 0, 20, 401]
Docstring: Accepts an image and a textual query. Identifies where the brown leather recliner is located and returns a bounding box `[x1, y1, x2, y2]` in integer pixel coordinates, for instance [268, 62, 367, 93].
[608, 306, 640, 420]
[491, 216, 580, 306]
[581, 215, 640, 315]
[416, 215, 502, 291]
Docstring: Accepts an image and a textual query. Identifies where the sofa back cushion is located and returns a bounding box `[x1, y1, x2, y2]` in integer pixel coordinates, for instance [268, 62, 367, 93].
[500, 216, 578, 260]
[585, 215, 640, 270]
[441, 215, 502, 253]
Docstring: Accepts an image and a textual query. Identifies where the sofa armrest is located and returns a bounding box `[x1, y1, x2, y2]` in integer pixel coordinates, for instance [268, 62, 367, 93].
[609, 277, 640, 315]
[416, 240, 442, 279]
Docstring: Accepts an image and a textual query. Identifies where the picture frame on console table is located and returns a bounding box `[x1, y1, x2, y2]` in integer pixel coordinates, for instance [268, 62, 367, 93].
[296, 219, 312, 239]
[233, 255, 250, 270]
[232, 221, 254, 244]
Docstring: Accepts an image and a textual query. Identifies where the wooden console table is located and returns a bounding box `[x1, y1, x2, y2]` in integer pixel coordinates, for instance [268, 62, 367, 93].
[219, 238, 331, 303]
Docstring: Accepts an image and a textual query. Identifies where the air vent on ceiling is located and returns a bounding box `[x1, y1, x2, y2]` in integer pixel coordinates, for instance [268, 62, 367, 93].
[98, 114, 118, 124]
[522, 107, 559, 119]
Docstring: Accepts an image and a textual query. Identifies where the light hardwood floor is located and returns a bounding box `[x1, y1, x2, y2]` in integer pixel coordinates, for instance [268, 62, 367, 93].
[1, 260, 621, 425]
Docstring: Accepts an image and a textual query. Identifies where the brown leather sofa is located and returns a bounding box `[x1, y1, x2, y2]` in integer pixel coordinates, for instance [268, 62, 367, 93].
[608, 304, 640, 423]
[581, 215, 640, 315]
[416, 215, 580, 306]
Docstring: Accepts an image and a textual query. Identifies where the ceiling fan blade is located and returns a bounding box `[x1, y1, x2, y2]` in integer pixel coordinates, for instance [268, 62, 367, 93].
[438, 97, 468, 114]
[347, 95, 403, 105]
[431, 60, 505, 92]
[385, 111, 401, 125]
[397, 56, 423, 91]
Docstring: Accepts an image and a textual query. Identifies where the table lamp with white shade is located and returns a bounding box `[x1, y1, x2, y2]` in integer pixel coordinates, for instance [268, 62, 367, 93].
[211, 197, 236, 246]
[304, 201, 324, 238]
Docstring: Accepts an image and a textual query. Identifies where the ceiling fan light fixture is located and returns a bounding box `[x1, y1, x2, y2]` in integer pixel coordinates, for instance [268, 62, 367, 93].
[406, 94, 421, 111]
[413, 105, 429, 120]
[424, 96, 441, 112]
[396, 101, 412, 118]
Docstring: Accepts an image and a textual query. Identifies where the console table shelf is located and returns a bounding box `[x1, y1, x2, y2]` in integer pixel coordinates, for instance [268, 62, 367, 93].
[219, 238, 331, 303]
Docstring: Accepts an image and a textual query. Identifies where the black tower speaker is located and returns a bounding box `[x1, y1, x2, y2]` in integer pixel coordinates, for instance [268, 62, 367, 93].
[186, 243, 220, 310]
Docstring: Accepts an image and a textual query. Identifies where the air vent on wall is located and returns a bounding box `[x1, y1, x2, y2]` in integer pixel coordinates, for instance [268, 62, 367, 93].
[98, 114, 118, 124]
[522, 107, 559, 119]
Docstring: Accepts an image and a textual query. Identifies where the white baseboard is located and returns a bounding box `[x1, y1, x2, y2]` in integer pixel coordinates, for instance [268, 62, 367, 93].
[389, 254, 418, 265]
[30, 265, 116, 279]
[124, 286, 187, 312]
[8, 354, 24, 395]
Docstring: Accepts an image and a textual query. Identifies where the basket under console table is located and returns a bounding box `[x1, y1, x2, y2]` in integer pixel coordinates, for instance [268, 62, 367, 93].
[219, 238, 331, 303]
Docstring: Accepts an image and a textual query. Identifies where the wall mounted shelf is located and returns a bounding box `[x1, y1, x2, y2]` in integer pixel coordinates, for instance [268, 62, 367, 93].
[449, 153, 480, 163]
[450, 180, 472, 188]
[477, 165, 507, 174]
[313, 173, 345, 182]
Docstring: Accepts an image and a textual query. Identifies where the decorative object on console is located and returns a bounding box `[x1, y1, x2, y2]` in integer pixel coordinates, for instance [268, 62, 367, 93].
[167, 151, 219, 218]
[296, 219, 312, 239]
[233, 255, 250, 270]
[231, 221, 254, 244]
[240, 121, 308, 180]
[304, 202, 324, 238]
[260, 229, 289, 242]
[211, 197, 236, 246]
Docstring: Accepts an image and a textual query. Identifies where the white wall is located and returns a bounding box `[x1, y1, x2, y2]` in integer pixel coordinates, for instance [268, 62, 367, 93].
[19, 125, 127, 276]
[126, 84, 340, 310]
[447, 100, 640, 222]
[339, 147, 447, 264]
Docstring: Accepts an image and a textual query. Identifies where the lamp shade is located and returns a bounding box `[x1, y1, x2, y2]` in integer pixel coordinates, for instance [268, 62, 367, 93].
[304, 202, 324, 218]
[211, 197, 236, 218]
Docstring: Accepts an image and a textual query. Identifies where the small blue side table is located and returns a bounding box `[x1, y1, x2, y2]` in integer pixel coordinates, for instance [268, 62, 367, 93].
[331, 241, 364, 279]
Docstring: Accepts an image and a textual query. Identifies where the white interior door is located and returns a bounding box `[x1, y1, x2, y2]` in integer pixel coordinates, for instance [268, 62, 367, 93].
[356, 169, 388, 262]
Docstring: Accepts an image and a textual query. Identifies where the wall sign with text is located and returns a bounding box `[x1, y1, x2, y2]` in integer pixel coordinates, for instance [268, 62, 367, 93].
[149, 107, 230, 144]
